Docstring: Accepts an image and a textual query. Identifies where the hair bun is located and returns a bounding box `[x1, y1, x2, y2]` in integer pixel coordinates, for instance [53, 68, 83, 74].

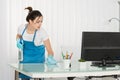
[25, 6, 33, 13]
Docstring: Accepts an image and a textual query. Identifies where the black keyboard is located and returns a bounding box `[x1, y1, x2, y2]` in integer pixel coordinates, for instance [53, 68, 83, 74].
[91, 61, 120, 67]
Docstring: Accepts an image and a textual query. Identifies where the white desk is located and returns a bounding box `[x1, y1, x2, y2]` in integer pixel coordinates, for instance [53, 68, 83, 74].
[9, 61, 120, 79]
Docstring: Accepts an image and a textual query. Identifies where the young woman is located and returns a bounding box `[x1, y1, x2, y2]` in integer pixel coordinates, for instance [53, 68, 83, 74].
[16, 7, 57, 80]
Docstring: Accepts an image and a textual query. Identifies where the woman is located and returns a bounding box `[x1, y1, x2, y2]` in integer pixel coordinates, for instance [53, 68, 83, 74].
[16, 7, 57, 80]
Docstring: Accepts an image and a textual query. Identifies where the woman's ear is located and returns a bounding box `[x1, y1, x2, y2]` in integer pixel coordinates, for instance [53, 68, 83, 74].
[29, 19, 33, 24]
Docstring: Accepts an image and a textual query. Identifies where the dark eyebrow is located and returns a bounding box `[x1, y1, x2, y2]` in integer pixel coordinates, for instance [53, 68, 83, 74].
[36, 17, 40, 21]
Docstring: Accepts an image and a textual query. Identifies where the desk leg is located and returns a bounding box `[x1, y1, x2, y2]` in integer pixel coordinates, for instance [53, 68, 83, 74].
[15, 70, 19, 80]
[85, 76, 92, 80]
[67, 77, 75, 80]
[113, 75, 119, 80]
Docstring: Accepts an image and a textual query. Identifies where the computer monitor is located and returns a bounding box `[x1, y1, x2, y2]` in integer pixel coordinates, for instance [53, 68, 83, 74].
[81, 32, 120, 66]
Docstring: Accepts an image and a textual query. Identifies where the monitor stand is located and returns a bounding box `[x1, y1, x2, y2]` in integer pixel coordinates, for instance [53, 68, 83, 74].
[102, 59, 107, 66]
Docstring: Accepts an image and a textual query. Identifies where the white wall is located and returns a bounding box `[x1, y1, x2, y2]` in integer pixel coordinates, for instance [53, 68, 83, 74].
[0, 0, 11, 80]
[0, 0, 119, 80]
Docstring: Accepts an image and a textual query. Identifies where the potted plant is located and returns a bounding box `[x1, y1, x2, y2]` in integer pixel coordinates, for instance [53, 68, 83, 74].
[78, 58, 86, 62]
[78, 58, 87, 70]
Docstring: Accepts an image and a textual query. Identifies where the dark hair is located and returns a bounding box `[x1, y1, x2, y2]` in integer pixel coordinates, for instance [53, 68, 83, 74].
[25, 7, 43, 22]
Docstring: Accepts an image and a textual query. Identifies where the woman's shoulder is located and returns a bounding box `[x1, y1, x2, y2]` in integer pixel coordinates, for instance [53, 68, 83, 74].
[17, 24, 27, 35]
[36, 27, 49, 40]
[37, 27, 47, 34]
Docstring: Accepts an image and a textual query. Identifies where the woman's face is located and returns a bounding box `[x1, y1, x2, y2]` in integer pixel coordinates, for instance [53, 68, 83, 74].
[30, 16, 43, 30]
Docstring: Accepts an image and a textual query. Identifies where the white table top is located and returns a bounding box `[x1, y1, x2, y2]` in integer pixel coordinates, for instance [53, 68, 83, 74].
[9, 61, 120, 78]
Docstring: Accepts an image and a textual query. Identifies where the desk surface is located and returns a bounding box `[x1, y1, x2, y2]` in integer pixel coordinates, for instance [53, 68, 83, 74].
[10, 61, 120, 78]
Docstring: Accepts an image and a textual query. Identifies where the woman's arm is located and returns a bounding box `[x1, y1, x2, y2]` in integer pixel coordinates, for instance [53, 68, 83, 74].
[43, 38, 54, 56]
[44, 38, 57, 64]
[16, 34, 22, 40]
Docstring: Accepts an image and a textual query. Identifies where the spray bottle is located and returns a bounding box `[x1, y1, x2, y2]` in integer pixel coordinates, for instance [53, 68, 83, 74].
[18, 38, 23, 61]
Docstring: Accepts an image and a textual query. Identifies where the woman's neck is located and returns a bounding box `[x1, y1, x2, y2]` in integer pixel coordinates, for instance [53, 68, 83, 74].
[27, 24, 36, 34]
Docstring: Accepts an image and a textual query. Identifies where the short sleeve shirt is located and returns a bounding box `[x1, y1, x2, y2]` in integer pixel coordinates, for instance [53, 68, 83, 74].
[17, 24, 49, 46]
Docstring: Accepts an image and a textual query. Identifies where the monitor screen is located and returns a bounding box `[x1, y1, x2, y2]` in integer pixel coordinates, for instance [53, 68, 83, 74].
[81, 32, 120, 62]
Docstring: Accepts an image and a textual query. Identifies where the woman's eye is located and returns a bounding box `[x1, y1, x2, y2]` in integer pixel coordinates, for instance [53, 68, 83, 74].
[37, 21, 42, 23]
[37, 22, 40, 23]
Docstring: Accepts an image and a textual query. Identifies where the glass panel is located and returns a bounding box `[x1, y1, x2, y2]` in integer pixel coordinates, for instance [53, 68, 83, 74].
[10, 61, 120, 74]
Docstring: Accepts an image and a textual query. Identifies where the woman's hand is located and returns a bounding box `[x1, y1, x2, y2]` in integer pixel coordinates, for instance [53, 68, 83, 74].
[16, 38, 24, 50]
[47, 55, 57, 65]
[44, 39, 57, 64]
